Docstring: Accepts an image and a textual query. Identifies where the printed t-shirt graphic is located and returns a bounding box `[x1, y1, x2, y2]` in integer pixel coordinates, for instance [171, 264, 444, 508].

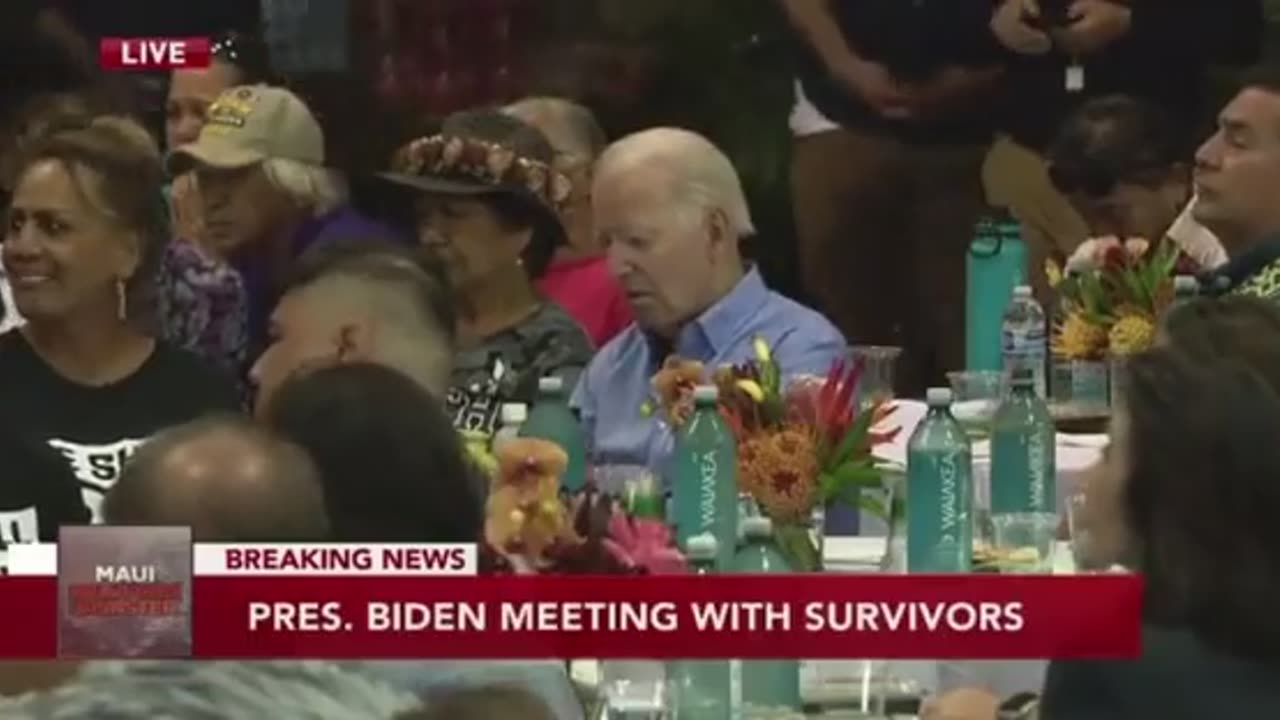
[0, 423, 91, 572]
[0, 331, 241, 524]
[47, 437, 147, 521]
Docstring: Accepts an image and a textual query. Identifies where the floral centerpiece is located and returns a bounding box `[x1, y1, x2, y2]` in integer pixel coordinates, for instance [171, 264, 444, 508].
[480, 438, 687, 575]
[1047, 236, 1199, 359]
[647, 339, 900, 571]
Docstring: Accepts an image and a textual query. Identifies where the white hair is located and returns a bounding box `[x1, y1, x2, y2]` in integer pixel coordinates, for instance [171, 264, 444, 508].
[0, 661, 421, 719]
[503, 97, 607, 166]
[595, 127, 755, 238]
[261, 158, 348, 216]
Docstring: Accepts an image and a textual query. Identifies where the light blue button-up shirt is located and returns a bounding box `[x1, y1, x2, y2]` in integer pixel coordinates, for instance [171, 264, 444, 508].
[572, 267, 846, 469]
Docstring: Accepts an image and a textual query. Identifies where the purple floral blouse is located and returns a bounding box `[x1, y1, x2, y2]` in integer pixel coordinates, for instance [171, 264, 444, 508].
[156, 239, 250, 396]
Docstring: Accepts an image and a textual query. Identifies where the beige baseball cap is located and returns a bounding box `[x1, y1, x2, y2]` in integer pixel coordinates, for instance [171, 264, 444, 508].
[166, 85, 324, 174]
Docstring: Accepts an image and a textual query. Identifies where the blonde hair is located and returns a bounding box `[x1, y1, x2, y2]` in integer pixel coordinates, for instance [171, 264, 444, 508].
[595, 127, 755, 238]
[260, 157, 348, 216]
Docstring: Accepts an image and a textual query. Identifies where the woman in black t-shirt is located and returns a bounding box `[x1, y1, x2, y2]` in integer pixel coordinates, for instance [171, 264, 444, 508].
[0, 115, 239, 521]
[0, 420, 89, 572]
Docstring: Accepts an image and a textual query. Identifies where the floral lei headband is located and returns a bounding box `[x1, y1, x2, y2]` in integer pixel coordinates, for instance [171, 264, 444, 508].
[392, 134, 573, 213]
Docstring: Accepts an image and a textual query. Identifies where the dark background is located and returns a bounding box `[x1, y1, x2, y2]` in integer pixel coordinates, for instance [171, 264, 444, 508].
[34, 0, 1280, 303]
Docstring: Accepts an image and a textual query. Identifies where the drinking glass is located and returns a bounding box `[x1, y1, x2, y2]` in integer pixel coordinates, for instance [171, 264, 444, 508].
[849, 346, 901, 408]
[946, 370, 1005, 441]
[1065, 492, 1107, 572]
[990, 512, 1058, 573]
[603, 661, 667, 718]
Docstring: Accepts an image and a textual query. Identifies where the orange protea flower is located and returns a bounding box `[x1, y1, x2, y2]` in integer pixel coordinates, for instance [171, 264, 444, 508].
[739, 428, 819, 523]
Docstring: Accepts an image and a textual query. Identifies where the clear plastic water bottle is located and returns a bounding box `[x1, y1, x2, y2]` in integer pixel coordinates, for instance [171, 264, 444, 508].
[491, 402, 527, 455]
[906, 388, 973, 573]
[520, 377, 586, 491]
[734, 517, 801, 711]
[990, 368, 1056, 514]
[1001, 285, 1047, 398]
[667, 534, 736, 719]
[672, 386, 739, 570]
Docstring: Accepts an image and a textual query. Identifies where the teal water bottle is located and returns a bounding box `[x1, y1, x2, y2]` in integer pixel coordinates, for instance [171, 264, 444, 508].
[990, 369, 1056, 514]
[672, 386, 739, 570]
[906, 388, 973, 572]
[734, 516, 801, 711]
[968, 211, 1028, 371]
[520, 376, 587, 491]
[668, 534, 736, 719]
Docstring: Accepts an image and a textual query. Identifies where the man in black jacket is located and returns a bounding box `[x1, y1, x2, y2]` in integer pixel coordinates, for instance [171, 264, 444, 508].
[781, 0, 1003, 395]
[984, 0, 1263, 302]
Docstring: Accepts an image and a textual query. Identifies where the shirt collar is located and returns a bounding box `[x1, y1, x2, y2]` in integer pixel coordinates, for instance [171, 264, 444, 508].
[1203, 233, 1280, 293]
[643, 266, 769, 362]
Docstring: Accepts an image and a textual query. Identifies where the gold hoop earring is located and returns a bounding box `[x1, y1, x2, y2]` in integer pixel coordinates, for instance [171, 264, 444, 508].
[115, 279, 127, 322]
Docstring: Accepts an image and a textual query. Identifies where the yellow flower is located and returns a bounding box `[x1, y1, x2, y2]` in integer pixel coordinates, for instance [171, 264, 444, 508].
[753, 336, 772, 364]
[1044, 259, 1063, 288]
[736, 379, 765, 403]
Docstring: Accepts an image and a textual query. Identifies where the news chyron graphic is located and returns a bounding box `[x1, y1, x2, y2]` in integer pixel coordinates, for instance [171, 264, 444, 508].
[58, 526, 192, 658]
[100, 37, 212, 71]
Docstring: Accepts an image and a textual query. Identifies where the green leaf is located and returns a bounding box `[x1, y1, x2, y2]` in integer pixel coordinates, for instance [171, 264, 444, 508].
[830, 401, 879, 467]
[818, 461, 883, 504]
[852, 491, 888, 521]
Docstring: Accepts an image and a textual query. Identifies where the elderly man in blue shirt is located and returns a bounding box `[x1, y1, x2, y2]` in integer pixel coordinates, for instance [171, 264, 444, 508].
[573, 127, 846, 470]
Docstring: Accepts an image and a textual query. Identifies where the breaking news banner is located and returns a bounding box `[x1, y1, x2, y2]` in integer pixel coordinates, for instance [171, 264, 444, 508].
[0, 534, 1143, 660]
[99, 37, 212, 71]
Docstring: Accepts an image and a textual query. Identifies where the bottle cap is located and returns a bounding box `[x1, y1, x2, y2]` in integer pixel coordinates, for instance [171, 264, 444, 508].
[693, 385, 719, 403]
[925, 387, 953, 407]
[500, 403, 528, 425]
[686, 533, 718, 559]
[537, 376, 564, 394]
[1013, 285, 1032, 298]
[741, 515, 773, 539]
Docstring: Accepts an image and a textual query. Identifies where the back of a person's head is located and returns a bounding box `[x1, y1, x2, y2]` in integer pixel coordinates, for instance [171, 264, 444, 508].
[503, 97, 607, 167]
[396, 684, 558, 720]
[264, 362, 482, 543]
[1161, 295, 1280, 394]
[106, 414, 329, 542]
[1120, 348, 1280, 660]
[0, 661, 418, 719]
[285, 237, 457, 396]
[1049, 94, 1181, 188]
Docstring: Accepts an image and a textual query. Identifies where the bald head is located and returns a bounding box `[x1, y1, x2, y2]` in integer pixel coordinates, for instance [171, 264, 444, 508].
[105, 416, 328, 541]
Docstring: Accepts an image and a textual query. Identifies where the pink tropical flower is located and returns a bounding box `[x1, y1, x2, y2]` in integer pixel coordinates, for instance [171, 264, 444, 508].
[602, 515, 687, 574]
[1123, 237, 1150, 260]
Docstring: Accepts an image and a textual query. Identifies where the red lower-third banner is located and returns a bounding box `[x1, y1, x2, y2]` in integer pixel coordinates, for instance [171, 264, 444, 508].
[0, 574, 1142, 659]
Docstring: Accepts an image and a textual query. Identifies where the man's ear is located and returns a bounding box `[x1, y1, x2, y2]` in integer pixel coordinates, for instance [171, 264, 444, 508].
[704, 207, 734, 260]
[334, 322, 373, 363]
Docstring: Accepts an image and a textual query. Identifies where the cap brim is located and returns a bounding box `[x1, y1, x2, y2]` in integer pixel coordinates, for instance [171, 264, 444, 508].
[167, 137, 267, 175]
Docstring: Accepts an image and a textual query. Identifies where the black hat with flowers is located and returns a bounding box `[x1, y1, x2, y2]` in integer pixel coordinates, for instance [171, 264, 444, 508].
[381, 110, 571, 267]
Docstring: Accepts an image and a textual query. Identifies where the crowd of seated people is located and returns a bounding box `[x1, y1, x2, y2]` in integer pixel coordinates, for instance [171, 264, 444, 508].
[3, 7, 1280, 717]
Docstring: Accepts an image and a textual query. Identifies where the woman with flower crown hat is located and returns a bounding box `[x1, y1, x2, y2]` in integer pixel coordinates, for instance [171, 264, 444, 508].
[382, 111, 593, 437]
